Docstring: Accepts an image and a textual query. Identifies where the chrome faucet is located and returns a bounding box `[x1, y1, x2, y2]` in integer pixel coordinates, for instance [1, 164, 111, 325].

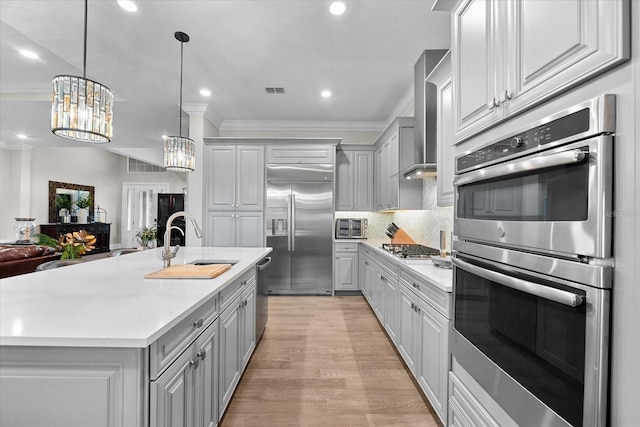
[162, 211, 204, 268]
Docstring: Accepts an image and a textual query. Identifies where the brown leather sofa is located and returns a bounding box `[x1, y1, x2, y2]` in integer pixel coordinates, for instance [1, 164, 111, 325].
[0, 245, 60, 279]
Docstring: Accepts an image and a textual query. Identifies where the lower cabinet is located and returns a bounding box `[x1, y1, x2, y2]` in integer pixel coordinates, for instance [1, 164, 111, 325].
[383, 274, 399, 345]
[360, 253, 375, 302]
[334, 242, 359, 291]
[416, 296, 449, 422]
[397, 284, 420, 375]
[359, 247, 452, 426]
[219, 281, 256, 417]
[152, 319, 220, 427]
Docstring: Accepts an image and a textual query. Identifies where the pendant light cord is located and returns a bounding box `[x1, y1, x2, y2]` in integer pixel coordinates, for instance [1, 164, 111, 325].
[179, 39, 184, 137]
[83, 0, 88, 80]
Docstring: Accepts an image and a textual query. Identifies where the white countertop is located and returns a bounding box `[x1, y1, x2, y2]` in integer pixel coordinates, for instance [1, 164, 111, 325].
[359, 240, 453, 292]
[0, 247, 271, 348]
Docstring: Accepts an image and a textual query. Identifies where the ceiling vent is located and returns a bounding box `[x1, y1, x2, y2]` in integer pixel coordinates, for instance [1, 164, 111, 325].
[265, 87, 285, 94]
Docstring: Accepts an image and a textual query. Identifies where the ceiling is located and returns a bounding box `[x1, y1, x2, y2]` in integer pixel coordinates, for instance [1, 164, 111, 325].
[0, 0, 451, 163]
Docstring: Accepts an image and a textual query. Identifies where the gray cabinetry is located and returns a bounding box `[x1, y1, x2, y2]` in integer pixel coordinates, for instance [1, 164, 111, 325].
[374, 118, 422, 211]
[205, 144, 264, 247]
[427, 52, 455, 207]
[205, 211, 263, 247]
[334, 242, 360, 291]
[152, 319, 220, 427]
[219, 278, 256, 417]
[336, 148, 374, 211]
[206, 145, 264, 211]
[452, 0, 630, 144]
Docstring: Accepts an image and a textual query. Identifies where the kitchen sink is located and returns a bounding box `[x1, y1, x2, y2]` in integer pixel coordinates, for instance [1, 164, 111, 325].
[188, 259, 239, 266]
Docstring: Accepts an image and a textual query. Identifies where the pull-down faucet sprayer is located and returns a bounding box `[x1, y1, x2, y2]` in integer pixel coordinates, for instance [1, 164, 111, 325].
[162, 211, 204, 268]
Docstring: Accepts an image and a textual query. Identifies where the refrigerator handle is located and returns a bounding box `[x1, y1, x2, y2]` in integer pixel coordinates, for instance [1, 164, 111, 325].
[287, 194, 292, 251]
[291, 194, 296, 251]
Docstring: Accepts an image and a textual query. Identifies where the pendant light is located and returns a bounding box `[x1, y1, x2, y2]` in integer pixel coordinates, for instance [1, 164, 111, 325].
[51, 0, 113, 143]
[164, 31, 195, 172]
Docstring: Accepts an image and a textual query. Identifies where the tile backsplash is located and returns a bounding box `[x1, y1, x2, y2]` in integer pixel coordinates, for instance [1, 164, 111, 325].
[335, 178, 454, 251]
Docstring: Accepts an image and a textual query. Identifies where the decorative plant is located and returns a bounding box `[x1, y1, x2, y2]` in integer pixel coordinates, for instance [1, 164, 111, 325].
[75, 194, 92, 209]
[135, 225, 157, 248]
[56, 194, 71, 210]
[35, 231, 96, 259]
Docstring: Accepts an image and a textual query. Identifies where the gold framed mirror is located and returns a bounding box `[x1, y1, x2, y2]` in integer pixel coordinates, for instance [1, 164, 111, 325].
[48, 181, 95, 223]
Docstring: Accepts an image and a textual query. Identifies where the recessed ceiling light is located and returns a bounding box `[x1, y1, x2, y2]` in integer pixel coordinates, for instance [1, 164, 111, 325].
[19, 50, 38, 60]
[17, 134, 28, 139]
[200, 89, 211, 97]
[329, 1, 346, 16]
[161, 135, 168, 139]
[117, 0, 138, 12]
[321, 90, 332, 98]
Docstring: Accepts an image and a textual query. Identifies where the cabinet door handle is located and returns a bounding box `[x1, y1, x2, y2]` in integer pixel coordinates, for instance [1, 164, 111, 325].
[193, 319, 204, 329]
[197, 349, 207, 361]
[244, 300, 248, 307]
[504, 90, 512, 100]
[411, 302, 415, 310]
[413, 283, 420, 290]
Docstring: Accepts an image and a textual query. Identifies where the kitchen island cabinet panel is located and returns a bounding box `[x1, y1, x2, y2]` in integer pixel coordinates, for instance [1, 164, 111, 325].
[0, 347, 144, 427]
[219, 293, 242, 417]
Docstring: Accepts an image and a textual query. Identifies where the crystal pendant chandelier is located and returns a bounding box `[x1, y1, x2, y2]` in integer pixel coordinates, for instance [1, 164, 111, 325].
[51, 0, 113, 143]
[164, 31, 195, 172]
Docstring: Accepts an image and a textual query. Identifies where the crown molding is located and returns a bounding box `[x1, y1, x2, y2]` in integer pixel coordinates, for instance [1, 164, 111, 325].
[219, 120, 387, 132]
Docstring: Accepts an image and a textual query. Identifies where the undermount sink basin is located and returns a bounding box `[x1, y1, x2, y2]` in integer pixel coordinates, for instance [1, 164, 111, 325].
[188, 259, 239, 266]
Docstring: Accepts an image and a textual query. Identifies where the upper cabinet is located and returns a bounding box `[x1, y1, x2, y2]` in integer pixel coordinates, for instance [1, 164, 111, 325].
[452, 0, 630, 144]
[206, 145, 264, 211]
[374, 118, 422, 211]
[336, 148, 374, 211]
[426, 52, 455, 207]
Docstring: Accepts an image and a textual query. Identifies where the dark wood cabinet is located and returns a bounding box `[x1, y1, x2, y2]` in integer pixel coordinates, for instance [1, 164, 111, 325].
[40, 223, 111, 254]
[157, 193, 185, 246]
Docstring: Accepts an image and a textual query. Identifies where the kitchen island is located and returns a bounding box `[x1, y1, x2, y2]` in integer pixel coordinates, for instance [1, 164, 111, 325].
[0, 246, 271, 427]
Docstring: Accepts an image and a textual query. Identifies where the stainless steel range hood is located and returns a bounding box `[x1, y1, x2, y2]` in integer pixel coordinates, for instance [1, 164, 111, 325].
[402, 50, 448, 180]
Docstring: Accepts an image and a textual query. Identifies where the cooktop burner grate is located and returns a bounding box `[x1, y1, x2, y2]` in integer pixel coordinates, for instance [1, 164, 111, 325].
[381, 243, 441, 259]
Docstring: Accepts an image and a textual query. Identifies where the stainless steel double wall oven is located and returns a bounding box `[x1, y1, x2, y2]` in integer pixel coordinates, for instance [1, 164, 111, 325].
[452, 95, 615, 427]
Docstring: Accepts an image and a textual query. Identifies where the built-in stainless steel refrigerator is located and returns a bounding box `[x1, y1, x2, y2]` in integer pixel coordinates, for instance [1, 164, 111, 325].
[265, 164, 333, 295]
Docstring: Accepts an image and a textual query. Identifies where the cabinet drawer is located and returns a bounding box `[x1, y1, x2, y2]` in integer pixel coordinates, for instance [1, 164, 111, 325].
[400, 267, 451, 319]
[334, 242, 359, 252]
[374, 253, 398, 280]
[220, 268, 255, 311]
[449, 372, 499, 427]
[150, 295, 219, 380]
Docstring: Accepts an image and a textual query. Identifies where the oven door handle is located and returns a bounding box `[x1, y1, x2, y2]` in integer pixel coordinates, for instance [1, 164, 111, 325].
[453, 149, 586, 186]
[452, 258, 584, 307]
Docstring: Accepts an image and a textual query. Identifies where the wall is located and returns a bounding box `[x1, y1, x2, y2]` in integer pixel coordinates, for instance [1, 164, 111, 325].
[0, 147, 187, 245]
[336, 178, 454, 250]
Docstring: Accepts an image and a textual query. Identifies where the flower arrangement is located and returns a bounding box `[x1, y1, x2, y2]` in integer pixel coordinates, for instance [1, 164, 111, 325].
[135, 225, 157, 248]
[36, 230, 96, 259]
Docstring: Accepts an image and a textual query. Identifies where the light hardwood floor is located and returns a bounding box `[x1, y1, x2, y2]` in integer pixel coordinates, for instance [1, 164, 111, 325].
[221, 296, 442, 427]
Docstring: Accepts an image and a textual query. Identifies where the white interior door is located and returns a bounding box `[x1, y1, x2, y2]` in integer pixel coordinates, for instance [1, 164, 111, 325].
[121, 183, 169, 248]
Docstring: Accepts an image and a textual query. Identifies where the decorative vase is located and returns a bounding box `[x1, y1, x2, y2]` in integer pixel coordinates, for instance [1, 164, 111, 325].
[77, 208, 89, 224]
[14, 218, 36, 243]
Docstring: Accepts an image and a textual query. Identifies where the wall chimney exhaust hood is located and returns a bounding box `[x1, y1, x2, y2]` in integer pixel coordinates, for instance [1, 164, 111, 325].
[402, 50, 448, 179]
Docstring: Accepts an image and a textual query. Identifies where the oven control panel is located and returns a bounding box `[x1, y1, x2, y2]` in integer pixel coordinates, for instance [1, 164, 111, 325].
[457, 108, 591, 172]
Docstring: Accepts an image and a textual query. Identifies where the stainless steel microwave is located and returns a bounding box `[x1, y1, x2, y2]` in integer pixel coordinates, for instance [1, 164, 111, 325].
[335, 218, 367, 239]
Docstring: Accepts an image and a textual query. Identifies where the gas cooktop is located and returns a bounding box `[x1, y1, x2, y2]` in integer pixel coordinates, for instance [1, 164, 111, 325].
[381, 243, 441, 259]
